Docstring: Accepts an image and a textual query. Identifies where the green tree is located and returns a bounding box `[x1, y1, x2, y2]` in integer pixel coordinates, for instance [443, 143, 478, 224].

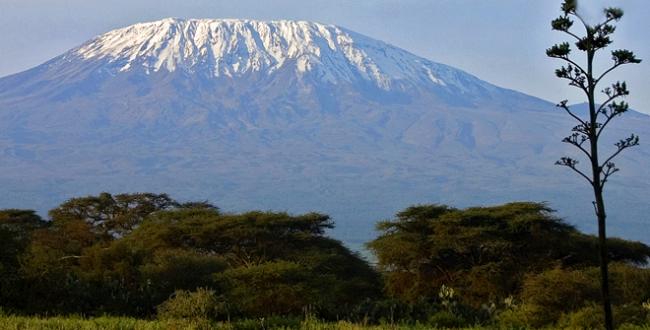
[49, 192, 179, 238]
[19, 217, 98, 313]
[547, 1, 642, 328]
[29, 207, 381, 318]
[18, 193, 216, 314]
[0, 210, 46, 310]
[0, 210, 46, 272]
[129, 208, 381, 318]
[367, 202, 650, 307]
[77, 240, 227, 315]
[506, 263, 650, 328]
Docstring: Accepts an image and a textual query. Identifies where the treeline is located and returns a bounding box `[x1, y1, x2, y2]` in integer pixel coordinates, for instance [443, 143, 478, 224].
[1, 192, 649, 328]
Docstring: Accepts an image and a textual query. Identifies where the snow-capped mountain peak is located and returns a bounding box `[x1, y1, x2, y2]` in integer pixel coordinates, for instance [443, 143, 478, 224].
[70, 18, 471, 90]
[1, 17, 649, 247]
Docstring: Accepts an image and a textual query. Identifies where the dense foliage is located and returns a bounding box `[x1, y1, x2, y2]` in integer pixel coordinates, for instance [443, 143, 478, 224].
[366, 202, 650, 328]
[1, 194, 649, 328]
[367, 202, 650, 307]
[0, 193, 380, 319]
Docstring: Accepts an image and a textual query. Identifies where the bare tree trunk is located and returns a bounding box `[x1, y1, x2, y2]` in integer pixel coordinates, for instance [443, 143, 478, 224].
[587, 48, 614, 330]
[595, 190, 613, 330]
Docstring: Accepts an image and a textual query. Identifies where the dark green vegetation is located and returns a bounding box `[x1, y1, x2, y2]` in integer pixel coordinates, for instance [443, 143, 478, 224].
[547, 1, 642, 328]
[1, 193, 649, 329]
[368, 203, 650, 328]
[0, 193, 379, 318]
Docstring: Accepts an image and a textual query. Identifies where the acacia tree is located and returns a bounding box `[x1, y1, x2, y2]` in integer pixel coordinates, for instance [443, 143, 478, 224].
[546, 1, 641, 329]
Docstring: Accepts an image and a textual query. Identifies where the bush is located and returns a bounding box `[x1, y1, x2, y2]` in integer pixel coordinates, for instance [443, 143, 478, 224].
[427, 310, 466, 328]
[495, 303, 547, 329]
[348, 298, 437, 324]
[606, 263, 650, 305]
[614, 304, 650, 328]
[551, 303, 648, 330]
[556, 304, 604, 330]
[157, 288, 225, 320]
[513, 264, 650, 327]
[216, 261, 319, 317]
[232, 316, 301, 330]
[519, 267, 600, 324]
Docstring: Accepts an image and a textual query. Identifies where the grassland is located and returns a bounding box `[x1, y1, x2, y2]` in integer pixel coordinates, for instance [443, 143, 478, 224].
[0, 315, 489, 330]
[1, 315, 650, 330]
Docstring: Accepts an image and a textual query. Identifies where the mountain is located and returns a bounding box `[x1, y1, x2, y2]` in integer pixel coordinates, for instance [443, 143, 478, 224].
[0, 18, 648, 248]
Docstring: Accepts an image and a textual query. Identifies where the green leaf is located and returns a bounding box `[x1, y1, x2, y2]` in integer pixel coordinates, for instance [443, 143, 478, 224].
[551, 16, 573, 31]
[604, 7, 624, 21]
[546, 42, 571, 57]
[562, 0, 577, 15]
[612, 49, 642, 65]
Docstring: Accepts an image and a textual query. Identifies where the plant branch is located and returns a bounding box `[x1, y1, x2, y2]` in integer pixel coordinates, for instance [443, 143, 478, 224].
[562, 132, 591, 159]
[600, 134, 640, 168]
[596, 63, 623, 84]
[557, 100, 586, 126]
[601, 162, 620, 188]
[556, 157, 594, 185]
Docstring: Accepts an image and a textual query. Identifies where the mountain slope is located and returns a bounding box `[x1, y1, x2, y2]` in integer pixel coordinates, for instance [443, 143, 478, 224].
[0, 18, 648, 247]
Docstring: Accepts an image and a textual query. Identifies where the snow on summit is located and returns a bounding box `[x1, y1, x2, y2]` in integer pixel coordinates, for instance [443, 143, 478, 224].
[2, 18, 649, 248]
[71, 18, 465, 90]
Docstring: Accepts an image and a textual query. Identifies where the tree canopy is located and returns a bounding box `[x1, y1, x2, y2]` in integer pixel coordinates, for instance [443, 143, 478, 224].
[5, 195, 380, 318]
[368, 202, 650, 306]
[1, 195, 649, 328]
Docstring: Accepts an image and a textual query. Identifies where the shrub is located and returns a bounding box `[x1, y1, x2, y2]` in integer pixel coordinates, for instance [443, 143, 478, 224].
[614, 304, 650, 328]
[216, 261, 318, 317]
[514, 264, 650, 327]
[519, 267, 600, 323]
[427, 310, 466, 328]
[606, 263, 650, 305]
[232, 316, 301, 330]
[553, 303, 648, 330]
[556, 304, 604, 330]
[495, 303, 547, 329]
[347, 298, 437, 324]
[157, 288, 225, 320]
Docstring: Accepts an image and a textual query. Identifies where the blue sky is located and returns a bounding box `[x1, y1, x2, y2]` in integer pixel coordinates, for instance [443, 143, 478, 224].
[1, 0, 648, 113]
